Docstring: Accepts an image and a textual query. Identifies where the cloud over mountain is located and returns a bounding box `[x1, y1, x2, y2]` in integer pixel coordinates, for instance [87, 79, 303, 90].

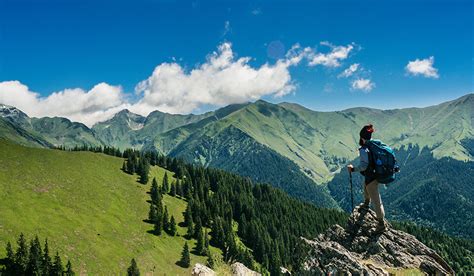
[0, 41, 363, 126]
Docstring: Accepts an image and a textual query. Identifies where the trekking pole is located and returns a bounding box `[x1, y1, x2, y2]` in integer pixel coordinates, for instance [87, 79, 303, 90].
[349, 171, 354, 211]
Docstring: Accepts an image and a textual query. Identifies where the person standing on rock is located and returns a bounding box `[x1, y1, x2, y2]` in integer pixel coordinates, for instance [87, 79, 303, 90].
[347, 124, 387, 233]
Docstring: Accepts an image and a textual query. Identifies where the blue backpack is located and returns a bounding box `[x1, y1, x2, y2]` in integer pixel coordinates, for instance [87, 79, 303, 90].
[365, 140, 398, 184]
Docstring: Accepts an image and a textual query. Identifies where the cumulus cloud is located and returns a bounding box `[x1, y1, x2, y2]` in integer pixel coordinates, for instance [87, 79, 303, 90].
[351, 78, 375, 92]
[307, 42, 354, 67]
[0, 81, 128, 126]
[132, 42, 300, 115]
[1, 41, 362, 125]
[405, 56, 439, 78]
[338, 63, 360, 78]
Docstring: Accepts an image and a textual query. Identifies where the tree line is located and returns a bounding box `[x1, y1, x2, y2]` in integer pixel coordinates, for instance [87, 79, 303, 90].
[2, 233, 74, 276]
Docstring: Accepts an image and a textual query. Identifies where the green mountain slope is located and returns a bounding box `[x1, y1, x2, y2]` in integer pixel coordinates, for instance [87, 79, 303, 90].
[0, 139, 228, 275]
[30, 117, 103, 148]
[0, 104, 103, 148]
[169, 125, 338, 208]
[92, 109, 214, 150]
[0, 117, 52, 148]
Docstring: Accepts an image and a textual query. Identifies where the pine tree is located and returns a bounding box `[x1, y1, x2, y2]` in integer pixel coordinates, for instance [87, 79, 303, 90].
[186, 216, 194, 239]
[5, 241, 15, 274]
[184, 204, 193, 226]
[154, 217, 162, 236]
[195, 228, 205, 256]
[169, 216, 177, 236]
[52, 251, 63, 276]
[148, 204, 157, 223]
[26, 236, 42, 275]
[179, 242, 191, 268]
[127, 258, 140, 276]
[194, 218, 202, 239]
[162, 172, 169, 194]
[170, 181, 176, 196]
[162, 206, 169, 232]
[15, 233, 29, 274]
[139, 158, 150, 184]
[65, 260, 75, 276]
[42, 239, 53, 275]
[204, 229, 210, 254]
[122, 160, 127, 172]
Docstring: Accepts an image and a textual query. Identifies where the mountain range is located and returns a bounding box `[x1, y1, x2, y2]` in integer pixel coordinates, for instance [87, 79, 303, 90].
[1, 94, 473, 237]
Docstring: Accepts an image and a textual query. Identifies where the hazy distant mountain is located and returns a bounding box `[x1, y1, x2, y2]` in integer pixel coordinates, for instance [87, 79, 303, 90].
[0, 104, 103, 148]
[91, 109, 214, 150]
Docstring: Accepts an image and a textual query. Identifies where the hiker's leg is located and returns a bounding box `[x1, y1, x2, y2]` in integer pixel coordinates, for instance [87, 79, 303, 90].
[363, 182, 370, 204]
[366, 180, 385, 220]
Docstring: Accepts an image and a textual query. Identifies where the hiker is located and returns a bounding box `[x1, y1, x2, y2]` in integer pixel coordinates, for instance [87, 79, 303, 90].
[347, 124, 387, 232]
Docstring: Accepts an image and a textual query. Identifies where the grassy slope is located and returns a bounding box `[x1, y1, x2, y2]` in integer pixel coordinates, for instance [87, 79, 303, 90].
[0, 139, 227, 275]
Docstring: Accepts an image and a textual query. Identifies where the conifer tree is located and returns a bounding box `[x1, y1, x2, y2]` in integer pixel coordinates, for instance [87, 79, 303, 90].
[195, 228, 205, 256]
[169, 215, 177, 236]
[162, 172, 169, 194]
[148, 204, 157, 223]
[65, 260, 75, 276]
[186, 216, 194, 239]
[42, 239, 52, 275]
[170, 181, 176, 196]
[154, 217, 162, 236]
[179, 242, 191, 268]
[162, 206, 169, 232]
[5, 241, 15, 274]
[127, 258, 140, 276]
[194, 218, 202, 239]
[204, 229, 210, 256]
[26, 235, 42, 275]
[15, 233, 29, 274]
[184, 204, 193, 226]
[52, 251, 63, 276]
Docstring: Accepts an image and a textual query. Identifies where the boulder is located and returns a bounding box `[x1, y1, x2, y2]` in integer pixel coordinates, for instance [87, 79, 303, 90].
[302, 204, 454, 275]
[231, 262, 261, 276]
[192, 263, 215, 276]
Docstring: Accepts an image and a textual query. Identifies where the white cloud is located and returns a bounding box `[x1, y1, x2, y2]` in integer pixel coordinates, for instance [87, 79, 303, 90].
[1, 41, 362, 126]
[132, 42, 300, 115]
[405, 56, 439, 78]
[351, 78, 375, 92]
[338, 63, 360, 78]
[0, 81, 128, 126]
[307, 42, 354, 67]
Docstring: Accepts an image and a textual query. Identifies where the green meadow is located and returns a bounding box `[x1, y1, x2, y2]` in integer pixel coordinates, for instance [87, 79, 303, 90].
[0, 139, 229, 275]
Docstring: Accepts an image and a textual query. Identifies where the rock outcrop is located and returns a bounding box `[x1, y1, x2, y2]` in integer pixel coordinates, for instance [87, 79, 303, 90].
[231, 262, 261, 276]
[302, 205, 454, 275]
[191, 263, 215, 276]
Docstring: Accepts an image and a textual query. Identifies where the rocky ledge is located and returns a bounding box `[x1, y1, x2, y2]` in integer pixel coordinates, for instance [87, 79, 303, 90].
[302, 205, 454, 275]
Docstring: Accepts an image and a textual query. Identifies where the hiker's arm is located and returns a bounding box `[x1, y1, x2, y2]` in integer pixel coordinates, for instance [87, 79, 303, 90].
[352, 148, 369, 172]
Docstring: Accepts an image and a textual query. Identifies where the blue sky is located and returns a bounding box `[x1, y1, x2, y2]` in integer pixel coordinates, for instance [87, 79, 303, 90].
[0, 0, 472, 124]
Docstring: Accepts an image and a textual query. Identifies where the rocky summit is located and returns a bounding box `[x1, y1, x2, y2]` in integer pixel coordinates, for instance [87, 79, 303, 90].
[302, 205, 454, 275]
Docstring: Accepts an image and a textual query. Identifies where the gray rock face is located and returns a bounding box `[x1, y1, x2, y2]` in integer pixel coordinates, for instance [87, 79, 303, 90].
[302, 205, 454, 275]
[192, 263, 215, 276]
[231, 262, 261, 276]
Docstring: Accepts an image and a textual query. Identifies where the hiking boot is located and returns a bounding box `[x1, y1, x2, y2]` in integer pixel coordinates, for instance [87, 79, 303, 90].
[361, 200, 370, 209]
[373, 220, 387, 234]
